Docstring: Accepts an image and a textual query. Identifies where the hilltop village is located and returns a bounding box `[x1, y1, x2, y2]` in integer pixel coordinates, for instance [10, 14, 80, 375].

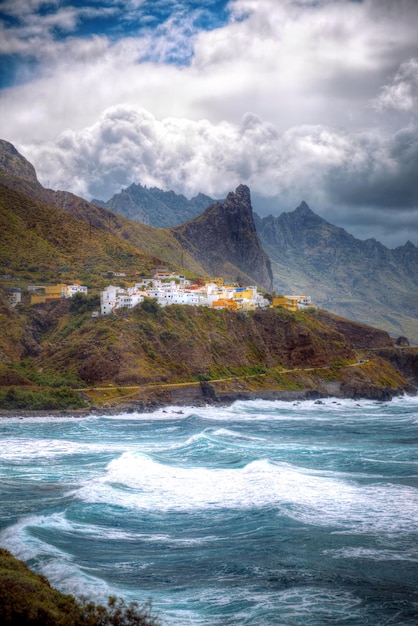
[5, 267, 313, 315]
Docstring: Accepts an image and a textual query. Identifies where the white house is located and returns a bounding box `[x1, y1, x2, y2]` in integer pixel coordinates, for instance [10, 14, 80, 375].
[99, 278, 272, 315]
[63, 284, 88, 298]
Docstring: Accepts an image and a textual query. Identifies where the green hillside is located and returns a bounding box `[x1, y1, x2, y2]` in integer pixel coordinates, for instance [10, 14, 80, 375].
[0, 184, 168, 287]
[1, 292, 414, 412]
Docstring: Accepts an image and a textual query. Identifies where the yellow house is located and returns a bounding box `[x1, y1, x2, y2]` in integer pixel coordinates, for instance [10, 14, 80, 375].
[234, 298, 256, 311]
[212, 298, 238, 311]
[207, 277, 224, 286]
[45, 284, 66, 300]
[30, 284, 66, 305]
[30, 293, 44, 305]
[234, 287, 254, 300]
[273, 295, 309, 312]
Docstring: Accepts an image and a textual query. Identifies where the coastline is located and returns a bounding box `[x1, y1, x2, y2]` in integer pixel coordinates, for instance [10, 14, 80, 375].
[0, 379, 414, 419]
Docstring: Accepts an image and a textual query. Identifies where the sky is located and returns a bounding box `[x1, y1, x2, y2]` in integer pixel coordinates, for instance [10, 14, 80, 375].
[0, 0, 417, 248]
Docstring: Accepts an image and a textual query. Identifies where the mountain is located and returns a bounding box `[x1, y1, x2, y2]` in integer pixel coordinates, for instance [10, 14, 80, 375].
[173, 185, 273, 291]
[93, 183, 214, 227]
[254, 203, 418, 343]
[0, 139, 37, 182]
[93, 175, 418, 343]
[0, 182, 173, 288]
[0, 140, 271, 291]
[1, 138, 416, 343]
[0, 140, 416, 409]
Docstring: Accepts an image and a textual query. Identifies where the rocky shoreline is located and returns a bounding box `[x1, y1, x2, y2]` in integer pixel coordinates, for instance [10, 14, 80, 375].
[1, 378, 414, 419]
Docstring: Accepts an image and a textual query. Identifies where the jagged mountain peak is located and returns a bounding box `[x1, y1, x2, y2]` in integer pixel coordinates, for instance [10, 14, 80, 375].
[212, 184, 252, 219]
[0, 139, 38, 183]
[97, 180, 215, 227]
[174, 185, 273, 290]
[294, 200, 313, 215]
[286, 201, 329, 226]
[226, 184, 251, 204]
[399, 240, 417, 250]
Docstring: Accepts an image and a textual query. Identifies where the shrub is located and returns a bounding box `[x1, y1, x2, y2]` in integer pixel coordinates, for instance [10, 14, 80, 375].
[77, 596, 162, 626]
[70, 293, 100, 314]
[140, 298, 161, 314]
[142, 341, 156, 359]
[0, 549, 162, 626]
[159, 329, 179, 343]
[196, 373, 212, 381]
[0, 386, 87, 410]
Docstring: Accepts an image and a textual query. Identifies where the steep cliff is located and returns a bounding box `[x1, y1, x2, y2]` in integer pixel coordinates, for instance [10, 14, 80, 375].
[1, 298, 413, 411]
[173, 185, 273, 290]
[0, 139, 38, 183]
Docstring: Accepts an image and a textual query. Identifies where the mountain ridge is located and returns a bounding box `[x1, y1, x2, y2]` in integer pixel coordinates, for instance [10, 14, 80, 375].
[1, 139, 417, 342]
[93, 182, 215, 227]
[254, 204, 418, 343]
[0, 139, 417, 409]
[0, 140, 272, 291]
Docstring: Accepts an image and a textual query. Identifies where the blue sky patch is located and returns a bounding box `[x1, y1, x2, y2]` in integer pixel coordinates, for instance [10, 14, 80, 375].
[0, 0, 231, 88]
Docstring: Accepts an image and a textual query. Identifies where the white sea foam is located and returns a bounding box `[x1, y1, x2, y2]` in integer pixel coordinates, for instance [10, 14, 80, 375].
[0, 512, 130, 599]
[70, 451, 418, 534]
[163, 584, 363, 626]
[0, 415, 90, 424]
[182, 395, 417, 423]
[1, 397, 417, 625]
[0, 437, 129, 461]
[97, 407, 201, 420]
[324, 546, 418, 562]
[0, 514, 66, 562]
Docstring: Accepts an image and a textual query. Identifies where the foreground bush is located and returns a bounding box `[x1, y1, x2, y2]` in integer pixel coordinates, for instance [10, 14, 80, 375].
[0, 386, 87, 410]
[0, 548, 161, 625]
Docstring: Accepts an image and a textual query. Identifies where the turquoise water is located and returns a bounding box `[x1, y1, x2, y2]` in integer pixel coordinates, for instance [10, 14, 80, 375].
[1, 396, 418, 625]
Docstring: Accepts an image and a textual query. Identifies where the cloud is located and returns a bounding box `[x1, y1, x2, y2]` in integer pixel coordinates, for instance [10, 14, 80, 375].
[373, 58, 418, 114]
[1, 0, 417, 247]
[19, 102, 417, 247]
[2, 0, 417, 133]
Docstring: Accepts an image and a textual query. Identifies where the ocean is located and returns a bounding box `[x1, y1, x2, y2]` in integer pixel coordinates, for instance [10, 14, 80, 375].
[1, 396, 417, 625]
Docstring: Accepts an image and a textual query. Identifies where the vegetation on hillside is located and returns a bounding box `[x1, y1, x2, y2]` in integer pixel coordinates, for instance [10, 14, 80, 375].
[0, 139, 416, 409]
[0, 548, 161, 626]
[0, 182, 169, 288]
[0, 292, 413, 410]
[0, 173, 209, 286]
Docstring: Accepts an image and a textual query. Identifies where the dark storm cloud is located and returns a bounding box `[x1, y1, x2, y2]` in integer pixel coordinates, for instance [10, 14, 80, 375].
[325, 125, 418, 210]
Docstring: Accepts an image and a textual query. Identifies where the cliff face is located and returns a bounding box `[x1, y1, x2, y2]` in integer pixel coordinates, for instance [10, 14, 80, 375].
[1, 298, 413, 410]
[0, 301, 355, 386]
[0, 140, 38, 183]
[370, 347, 418, 387]
[316, 311, 394, 349]
[173, 185, 273, 290]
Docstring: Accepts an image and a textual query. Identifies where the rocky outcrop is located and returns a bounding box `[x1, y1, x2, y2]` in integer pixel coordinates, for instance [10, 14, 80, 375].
[370, 347, 418, 388]
[0, 139, 38, 183]
[316, 310, 394, 348]
[173, 185, 273, 291]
